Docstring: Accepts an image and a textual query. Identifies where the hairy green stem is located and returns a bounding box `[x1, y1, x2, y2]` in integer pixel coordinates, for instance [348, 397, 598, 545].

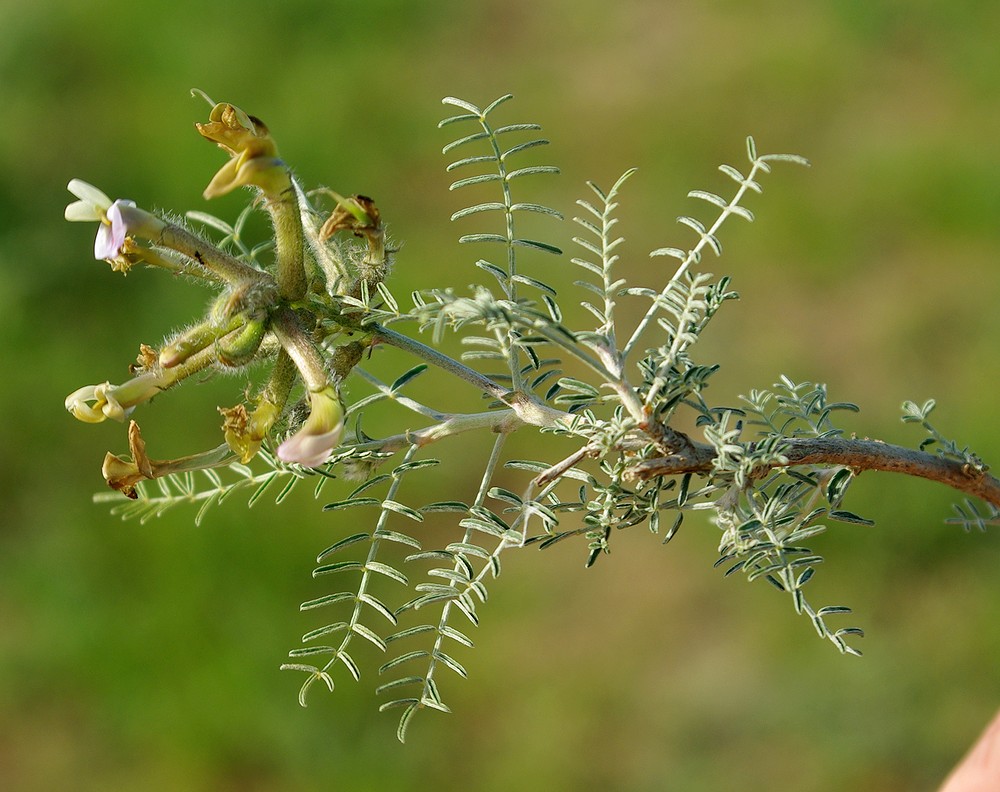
[270, 308, 330, 392]
[370, 326, 570, 431]
[520, 322, 618, 384]
[266, 185, 307, 300]
[352, 367, 448, 421]
[257, 348, 298, 414]
[292, 178, 350, 285]
[131, 246, 222, 281]
[345, 409, 524, 455]
[156, 222, 270, 285]
[372, 325, 509, 401]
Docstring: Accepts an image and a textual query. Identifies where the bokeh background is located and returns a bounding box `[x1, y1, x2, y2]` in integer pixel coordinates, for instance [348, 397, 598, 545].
[2, 1, 999, 790]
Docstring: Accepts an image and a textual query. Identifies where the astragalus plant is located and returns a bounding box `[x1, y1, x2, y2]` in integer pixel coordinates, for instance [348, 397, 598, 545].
[64, 92, 999, 740]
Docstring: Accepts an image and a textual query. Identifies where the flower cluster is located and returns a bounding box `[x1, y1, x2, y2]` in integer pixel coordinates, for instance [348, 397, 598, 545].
[65, 93, 388, 496]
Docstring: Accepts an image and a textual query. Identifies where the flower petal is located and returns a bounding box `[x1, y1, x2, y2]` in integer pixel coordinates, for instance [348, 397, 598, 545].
[276, 386, 344, 467]
[65, 200, 104, 222]
[277, 425, 342, 467]
[94, 225, 116, 260]
[202, 158, 241, 200]
[67, 179, 112, 209]
[65, 384, 108, 423]
[94, 199, 137, 260]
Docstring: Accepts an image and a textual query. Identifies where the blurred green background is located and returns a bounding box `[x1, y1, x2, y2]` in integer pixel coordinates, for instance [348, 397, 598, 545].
[2, 1, 998, 789]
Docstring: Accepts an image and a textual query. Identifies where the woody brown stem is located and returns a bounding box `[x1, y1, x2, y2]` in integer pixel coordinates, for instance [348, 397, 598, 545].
[625, 436, 1000, 508]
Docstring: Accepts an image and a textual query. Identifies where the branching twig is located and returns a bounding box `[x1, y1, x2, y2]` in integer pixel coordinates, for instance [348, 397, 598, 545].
[626, 436, 1000, 508]
[373, 325, 510, 401]
[345, 409, 524, 454]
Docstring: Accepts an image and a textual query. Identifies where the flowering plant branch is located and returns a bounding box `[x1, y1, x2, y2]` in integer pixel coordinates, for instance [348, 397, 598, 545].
[64, 93, 996, 740]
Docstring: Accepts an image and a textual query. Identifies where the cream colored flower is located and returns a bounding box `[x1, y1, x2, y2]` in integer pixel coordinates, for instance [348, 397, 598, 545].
[277, 386, 344, 467]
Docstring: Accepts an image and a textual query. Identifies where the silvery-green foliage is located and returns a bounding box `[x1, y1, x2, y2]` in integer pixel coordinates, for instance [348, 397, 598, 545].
[96, 95, 996, 742]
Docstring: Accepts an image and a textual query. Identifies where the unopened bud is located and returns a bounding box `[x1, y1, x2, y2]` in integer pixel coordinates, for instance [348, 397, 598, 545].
[160, 321, 227, 368]
[215, 316, 267, 368]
